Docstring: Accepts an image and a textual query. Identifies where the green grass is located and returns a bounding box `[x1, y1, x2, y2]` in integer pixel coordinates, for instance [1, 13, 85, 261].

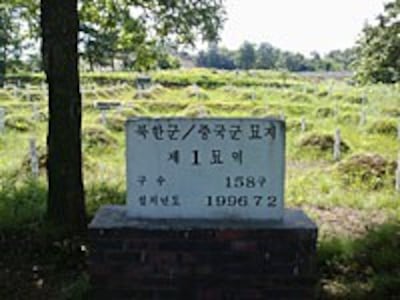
[0, 69, 399, 299]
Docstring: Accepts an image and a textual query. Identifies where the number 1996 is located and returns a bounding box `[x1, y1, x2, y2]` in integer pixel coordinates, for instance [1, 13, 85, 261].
[206, 195, 277, 207]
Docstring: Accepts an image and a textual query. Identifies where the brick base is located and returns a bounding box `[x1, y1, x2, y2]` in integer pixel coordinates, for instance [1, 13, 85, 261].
[88, 206, 318, 300]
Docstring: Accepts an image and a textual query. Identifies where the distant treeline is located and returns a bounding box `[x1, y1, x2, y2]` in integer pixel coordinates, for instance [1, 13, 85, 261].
[196, 42, 356, 72]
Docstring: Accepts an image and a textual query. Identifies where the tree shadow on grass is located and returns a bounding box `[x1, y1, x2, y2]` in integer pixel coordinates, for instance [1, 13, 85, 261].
[318, 221, 400, 300]
[0, 177, 126, 299]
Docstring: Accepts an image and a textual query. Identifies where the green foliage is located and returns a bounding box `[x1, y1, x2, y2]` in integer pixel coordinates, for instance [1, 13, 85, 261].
[0, 175, 46, 227]
[0, 69, 400, 299]
[197, 44, 236, 70]
[354, 0, 400, 83]
[196, 42, 355, 72]
[236, 41, 256, 70]
[79, 0, 225, 71]
[319, 222, 400, 299]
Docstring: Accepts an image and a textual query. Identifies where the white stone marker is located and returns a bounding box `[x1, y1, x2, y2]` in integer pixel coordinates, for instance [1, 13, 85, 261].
[32, 103, 39, 121]
[29, 138, 39, 177]
[100, 110, 107, 126]
[0, 108, 4, 132]
[13, 85, 18, 98]
[300, 117, 306, 132]
[334, 128, 341, 161]
[126, 118, 286, 221]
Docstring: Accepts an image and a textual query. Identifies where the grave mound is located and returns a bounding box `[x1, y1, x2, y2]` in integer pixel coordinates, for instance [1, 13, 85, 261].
[338, 112, 360, 124]
[382, 107, 400, 117]
[120, 106, 149, 118]
[133, 90, 155, 100]
[101, 114, 125, 132]
[343, 94, 365, 104]
[150, 84, 166, 94]
[240, 90, 258, 100]
[289, 93, 312, 103]
[5, 115, 34, 132]
[0, 90, 14, 101]
[299, 132, 350, 153]
[185, 85, 209, 100]
[337, 153, 397, 189]
[315, 106, 335, 118]
[220, 85, 238, 95]
[181, 103, 210, 117]
[251, 106, 270, 117]
[367, 119, 398, 136]
[83, 126, 117, 149]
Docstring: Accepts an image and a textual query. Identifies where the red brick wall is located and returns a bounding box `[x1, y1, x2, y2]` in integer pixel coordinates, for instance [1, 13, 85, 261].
[89, 226, 317, 300]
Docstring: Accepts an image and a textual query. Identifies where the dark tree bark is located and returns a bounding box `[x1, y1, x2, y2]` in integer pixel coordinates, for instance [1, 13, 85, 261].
[41, 0, 86, 233]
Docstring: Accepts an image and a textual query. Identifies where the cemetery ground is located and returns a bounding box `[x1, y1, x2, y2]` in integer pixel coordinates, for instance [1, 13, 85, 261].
[0, 69, 399, 299]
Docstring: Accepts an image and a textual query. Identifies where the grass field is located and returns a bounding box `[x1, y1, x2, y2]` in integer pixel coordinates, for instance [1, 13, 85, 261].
[0, 69, 399, 299]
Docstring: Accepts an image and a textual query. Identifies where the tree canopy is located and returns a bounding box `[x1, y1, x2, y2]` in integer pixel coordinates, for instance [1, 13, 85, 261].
[354, 0, 400, 84]
[196, 41, 355, 72]
[40, 0, 226, 234]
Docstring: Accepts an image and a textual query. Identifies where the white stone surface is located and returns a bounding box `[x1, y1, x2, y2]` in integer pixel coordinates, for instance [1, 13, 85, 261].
[126, 118, 285, 221]
[334, 128, 341, 161]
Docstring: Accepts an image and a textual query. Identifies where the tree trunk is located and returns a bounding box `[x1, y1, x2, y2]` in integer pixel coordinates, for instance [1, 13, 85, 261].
[41, 0, 86, 234]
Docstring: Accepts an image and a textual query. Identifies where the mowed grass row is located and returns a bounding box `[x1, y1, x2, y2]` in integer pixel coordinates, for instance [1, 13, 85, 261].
[0, 70, 399, 299]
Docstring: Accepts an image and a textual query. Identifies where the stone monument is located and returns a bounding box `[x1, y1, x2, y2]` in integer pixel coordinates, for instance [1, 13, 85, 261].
[89, 117, 318, 300]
